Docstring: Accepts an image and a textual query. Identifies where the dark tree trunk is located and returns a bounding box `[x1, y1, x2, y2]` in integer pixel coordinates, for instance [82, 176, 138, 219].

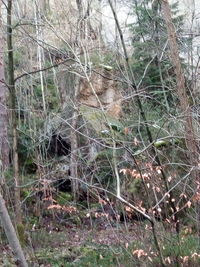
[0, 3, 27, 266]
[0, 7, 9, 173]
[7, 0, 22, 224]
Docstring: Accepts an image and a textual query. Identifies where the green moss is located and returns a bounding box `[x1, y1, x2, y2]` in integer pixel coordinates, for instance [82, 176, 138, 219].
[154, 139, 170, 148]
[163, 235, 200, 258]
[127, 178, 143, 194]
[56, 192, 72, 205]
[34, 243, 137, 266]
[16, 224, 27, 247]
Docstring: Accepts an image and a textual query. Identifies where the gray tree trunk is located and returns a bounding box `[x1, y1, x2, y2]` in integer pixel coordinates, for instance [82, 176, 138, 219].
[70, 76, 80, 201]
[0, 192, 28, 267]
[0, 4, 9, 174]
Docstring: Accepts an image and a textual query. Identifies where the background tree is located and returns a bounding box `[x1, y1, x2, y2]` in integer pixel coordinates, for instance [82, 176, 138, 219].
[0, 2, 27, 265]
[161, 0, 200, 234]
[130, 0, 186, 111]
[7, 0, 22, 225]
[0, 2, 9, 173]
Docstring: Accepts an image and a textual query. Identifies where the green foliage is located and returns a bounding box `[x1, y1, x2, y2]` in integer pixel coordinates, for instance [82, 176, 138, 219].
[31, 229, 200, 267]
[87, 51, 117, 69]
[16, 224, 27, 247]
[32, 76, 60, 112]
[159, 234, 200, 266]
[45, 78, 60, 111]
[56, 192, 72, 205]
[17, 128, 36, 174]
[80, 105, 123, 138]
[164, 235, 200, 258]
[32, 242, 137, 266]
[93, 147, 125, 189]
[4, 168, 14, 185]
[127, 178, 143, 195]
[130, 0, 187, 108]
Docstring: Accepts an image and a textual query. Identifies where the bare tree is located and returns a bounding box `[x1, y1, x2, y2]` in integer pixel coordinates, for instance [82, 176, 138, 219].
[0, 2, 27, 266]
[0, 193, 28, 267]
[0, 2, 9, 174]
[7, 0, 22, 224]
[161, 0, 200, 238]
[161, 0, 198, 154]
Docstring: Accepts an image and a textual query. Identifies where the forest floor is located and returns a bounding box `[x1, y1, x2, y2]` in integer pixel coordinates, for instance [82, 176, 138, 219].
[30, 223, 140, 266]
[1, 208, 200, 266]
[0, 217, 160, 267]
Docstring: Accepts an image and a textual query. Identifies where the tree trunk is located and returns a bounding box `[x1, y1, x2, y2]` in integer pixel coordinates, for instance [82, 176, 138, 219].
[161, 0, 200, 235]
[7, 0, 22, 224]
[70, 105, 79, 201]
[69, 1, 86, 201]
[161, 0, 198, 176]
[70, 71, 80, 201]
[34, 0, 46, 113]
[0, 4, 27, 266]
[0, 6, 9, 174]
[0, 192, 28, 267]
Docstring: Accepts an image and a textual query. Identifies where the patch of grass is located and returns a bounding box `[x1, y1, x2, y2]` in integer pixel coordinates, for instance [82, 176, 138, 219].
[34, 244, 138, 267]
[56, 192, 72, 205]
[163, 234, 200, 257]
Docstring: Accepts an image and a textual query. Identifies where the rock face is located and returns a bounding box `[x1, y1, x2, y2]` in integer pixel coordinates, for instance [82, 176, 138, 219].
[39, 0, 123, 119]
[78, 67, 122, 119]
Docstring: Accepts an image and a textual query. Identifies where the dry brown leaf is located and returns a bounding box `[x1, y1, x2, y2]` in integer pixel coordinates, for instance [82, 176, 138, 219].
[186, 201, 192, 208]
[168, 176, 172, 182]
[180, 193, 187, 199]
[132, 249, 147, 258]
[182, 256, 189, 263]
[47, 204, 62, 210]
[99, 254, 103, 259]
[165, 257, 171, 264]
[134, 137, 139, 146]
[124, 127, 129, 135]
[192, 193, 200, 202]
[191, 252, 200, 258]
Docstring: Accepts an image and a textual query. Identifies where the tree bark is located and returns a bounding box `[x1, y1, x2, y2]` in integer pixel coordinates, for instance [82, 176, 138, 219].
[161, 0, 200, 236]
[0, 192, 28, 267]
[69, 0, 86, 201]
[7, 0, 22, 224]
[70, 103, 79, 201]
[0, 5, 9, 174]
[161, 0, 198, 175]
[34, 0, 46, 113]
[0, 5, 27, 266]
